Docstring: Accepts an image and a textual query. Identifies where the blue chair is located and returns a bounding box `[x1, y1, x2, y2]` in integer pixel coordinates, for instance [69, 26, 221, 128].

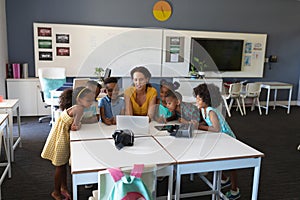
[38, 67, 66, 124]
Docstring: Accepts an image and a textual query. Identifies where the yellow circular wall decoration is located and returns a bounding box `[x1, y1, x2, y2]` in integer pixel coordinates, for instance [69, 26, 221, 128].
[153, 1, 172, 21]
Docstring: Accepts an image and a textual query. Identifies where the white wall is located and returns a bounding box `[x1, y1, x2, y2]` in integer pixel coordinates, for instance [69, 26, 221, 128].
[0, 0, 8, 97]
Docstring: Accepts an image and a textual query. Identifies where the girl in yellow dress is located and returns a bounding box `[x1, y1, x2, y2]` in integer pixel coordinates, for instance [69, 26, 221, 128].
[41, 86, 95, 200]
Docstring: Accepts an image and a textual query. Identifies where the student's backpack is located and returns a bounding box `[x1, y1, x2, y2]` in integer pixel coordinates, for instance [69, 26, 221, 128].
[107, 164, 153, 200]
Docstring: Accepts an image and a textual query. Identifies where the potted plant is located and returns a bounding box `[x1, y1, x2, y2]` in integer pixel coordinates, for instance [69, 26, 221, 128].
[192, 57, 208, 78]
[188, 65, 198, 79]
[94, 67, 104, 81]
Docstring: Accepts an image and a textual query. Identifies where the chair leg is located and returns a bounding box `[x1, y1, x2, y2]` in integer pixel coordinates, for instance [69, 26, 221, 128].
[251, 98, 255, 111]
[229, 99, 234, 110]
[256, 97, 262, 115]
[222, 97, 231, 117]
[38, 115, 51, 123]
[241, 97, 246, 115]
[236, 98, 244, 116]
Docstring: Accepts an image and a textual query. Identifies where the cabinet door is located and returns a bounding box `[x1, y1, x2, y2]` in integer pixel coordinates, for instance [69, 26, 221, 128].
[7, 79, 51, 116]
[7, 80, 38, 116]
[173, 78, 224, 113]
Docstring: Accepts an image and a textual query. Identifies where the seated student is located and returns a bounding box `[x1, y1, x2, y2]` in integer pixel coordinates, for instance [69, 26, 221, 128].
[81, 80, 101, 123]
[99, 77, 125, 125]
[193, 83, 240, 200]
[154, 79, 180, 123]
[165, 90, 200, 123]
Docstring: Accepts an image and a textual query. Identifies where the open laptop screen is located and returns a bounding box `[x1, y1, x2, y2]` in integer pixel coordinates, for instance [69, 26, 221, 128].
[116, 115, 149, 135]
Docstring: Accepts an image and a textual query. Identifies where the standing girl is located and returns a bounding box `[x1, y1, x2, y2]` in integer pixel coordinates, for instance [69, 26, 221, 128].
[193, 83, 240, 200]
[41, 86, 95, 200]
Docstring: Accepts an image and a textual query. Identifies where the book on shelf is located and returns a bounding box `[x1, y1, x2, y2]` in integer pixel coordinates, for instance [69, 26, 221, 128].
[6, 63, 13, 78]
[12, 63, 21, 78]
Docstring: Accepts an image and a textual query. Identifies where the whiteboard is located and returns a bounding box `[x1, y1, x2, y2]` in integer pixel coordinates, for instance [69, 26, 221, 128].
[166, 29, 267, 78]
[34, 23, 163, 77]
[34, 23, 267, 78]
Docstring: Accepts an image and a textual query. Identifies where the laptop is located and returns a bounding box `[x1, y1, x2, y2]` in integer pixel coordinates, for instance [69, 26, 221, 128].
[116, 115, 149, 135]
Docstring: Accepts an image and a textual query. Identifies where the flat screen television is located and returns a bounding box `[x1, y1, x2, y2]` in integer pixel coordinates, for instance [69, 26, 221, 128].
[190, 38, 244, 71]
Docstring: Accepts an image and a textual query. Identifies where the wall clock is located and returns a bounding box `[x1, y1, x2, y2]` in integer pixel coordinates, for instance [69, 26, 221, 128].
[152, 1, 172, 22]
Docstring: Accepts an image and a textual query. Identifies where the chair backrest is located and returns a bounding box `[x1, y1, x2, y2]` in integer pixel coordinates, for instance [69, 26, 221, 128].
[245, 82, 261, 97]
[228, 83, 242, 98]
[72, 78, 90, 89]
[98, 165, 157, 200]
[38, 67, 66, 99]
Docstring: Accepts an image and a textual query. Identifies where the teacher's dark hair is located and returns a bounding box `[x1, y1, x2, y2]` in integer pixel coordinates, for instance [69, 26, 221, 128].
[130, 66, 152, 80]
[130, 66, 152, 88]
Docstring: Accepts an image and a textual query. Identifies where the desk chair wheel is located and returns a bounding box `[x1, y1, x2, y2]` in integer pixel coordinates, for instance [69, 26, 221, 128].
[38, 115, 51, 123]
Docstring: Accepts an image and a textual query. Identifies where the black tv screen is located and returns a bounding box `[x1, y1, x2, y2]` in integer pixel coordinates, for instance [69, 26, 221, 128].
[191, 38, 244, 71]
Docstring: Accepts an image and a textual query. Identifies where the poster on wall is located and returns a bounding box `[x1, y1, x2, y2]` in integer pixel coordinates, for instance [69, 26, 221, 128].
[253, 43, 263, 51]
[39, 52, 53, 61]
[244, 55, 251, 66]
[166, 36, 184, 63]
[38, 39, 52, 49]
[38, 27, 52, 37]
[56, 47, 70, 56]
[56, 34, 70, 43]
[245, 42, 252, 54]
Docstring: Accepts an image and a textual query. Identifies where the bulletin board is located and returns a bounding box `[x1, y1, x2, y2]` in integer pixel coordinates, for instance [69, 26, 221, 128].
[33, 23, 163, 77]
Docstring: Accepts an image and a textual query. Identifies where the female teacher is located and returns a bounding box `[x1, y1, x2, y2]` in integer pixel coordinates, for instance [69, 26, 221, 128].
[124, 66, 157, 119]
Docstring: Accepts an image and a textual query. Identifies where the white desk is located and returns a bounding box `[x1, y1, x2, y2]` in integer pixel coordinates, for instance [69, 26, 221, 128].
[154, 133, 264, 200]
[0, 114, 12, 199]
[71, 123, 264, 200]
[70, 123, 115, 141]
[71, 137, 175, 200]
[259, 82, 293, 114]
[0, 99, 21, 162]
[70, 121, 171, 141]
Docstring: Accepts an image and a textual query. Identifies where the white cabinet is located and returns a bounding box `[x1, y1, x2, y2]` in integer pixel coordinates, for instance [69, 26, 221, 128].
[173, 78, 224, 113]
[6, 78, 51, 116]
[173, 78, 223, 97]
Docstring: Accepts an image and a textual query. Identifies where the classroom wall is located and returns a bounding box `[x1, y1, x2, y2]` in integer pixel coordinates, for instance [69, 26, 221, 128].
[5, 0, 300, 100]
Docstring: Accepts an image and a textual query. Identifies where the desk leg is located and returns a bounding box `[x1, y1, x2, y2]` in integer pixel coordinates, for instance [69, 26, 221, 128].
[7, 110, 14, 162]
[211, 171, 222, 200]
[175, 166, 181, 200]
[251, 158, 261, 200]
[265, 88, 270, 115]
[167, 166, 173, 200]
[273, 89, 278, 110]
[16, 106, 22, 148]
[5, 126, 11, 178]
[287, 88, 292, 114]
[72, 175, 78, 200]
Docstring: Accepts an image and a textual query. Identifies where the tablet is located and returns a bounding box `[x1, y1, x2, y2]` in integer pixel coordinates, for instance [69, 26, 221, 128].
[154, 125, 174, 131]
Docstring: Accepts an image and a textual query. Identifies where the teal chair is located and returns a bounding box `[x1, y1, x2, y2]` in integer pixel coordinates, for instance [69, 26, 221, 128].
[38, 67, 66, 124]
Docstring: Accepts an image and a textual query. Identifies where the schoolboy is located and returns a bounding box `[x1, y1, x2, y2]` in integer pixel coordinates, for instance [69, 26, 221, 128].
[99, 77, 125, 125]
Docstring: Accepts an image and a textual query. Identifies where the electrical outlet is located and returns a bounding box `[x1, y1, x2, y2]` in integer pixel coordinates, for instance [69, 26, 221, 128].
[265, 57, 269, 63]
